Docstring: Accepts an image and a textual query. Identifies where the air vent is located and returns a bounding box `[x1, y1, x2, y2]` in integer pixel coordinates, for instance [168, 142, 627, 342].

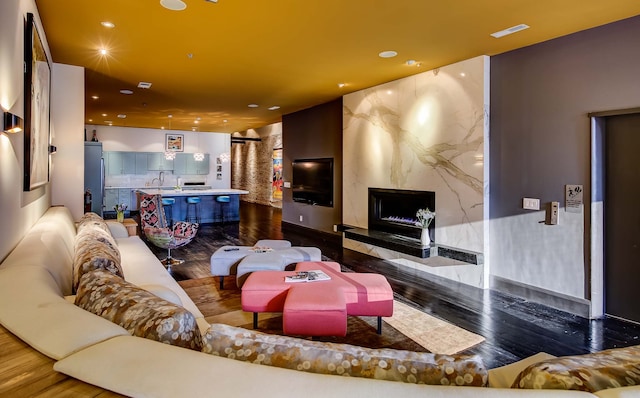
[490, 24, 530, 38]
[137, 82, 152, 89]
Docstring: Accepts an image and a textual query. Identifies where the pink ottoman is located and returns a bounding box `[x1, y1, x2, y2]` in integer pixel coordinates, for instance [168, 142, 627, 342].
[283, 285, 347, 337]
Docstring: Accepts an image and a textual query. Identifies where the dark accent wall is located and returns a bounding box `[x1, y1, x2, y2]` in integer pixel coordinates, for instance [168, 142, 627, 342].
[490, 15, 640, 303]
[282, 98, 343, 234]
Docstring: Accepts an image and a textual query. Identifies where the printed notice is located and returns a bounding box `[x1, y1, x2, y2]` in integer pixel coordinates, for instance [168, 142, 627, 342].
[565, 185, 583, 213]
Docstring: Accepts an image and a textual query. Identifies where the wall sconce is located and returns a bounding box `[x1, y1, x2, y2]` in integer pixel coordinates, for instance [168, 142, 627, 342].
[48, 145, 57, 154]
[3, 112, 23, 134]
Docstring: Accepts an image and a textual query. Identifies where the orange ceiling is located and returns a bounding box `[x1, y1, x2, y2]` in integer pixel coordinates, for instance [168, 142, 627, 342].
[35, 0, 640, 133]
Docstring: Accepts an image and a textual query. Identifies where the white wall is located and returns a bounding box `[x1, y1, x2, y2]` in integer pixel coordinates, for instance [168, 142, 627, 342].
[0, 0, 52, 262]
[51, 63, 85, 220]
[85, 125, 231, 188]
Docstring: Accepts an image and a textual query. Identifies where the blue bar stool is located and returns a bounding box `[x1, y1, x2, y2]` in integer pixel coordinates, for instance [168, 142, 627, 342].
[216, 195, 230, 224]
[186, 196, 201, 223]
[161, 197, 175, 227]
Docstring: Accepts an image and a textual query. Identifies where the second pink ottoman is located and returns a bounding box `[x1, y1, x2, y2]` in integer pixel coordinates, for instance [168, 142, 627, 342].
[283, 284, 347, 336]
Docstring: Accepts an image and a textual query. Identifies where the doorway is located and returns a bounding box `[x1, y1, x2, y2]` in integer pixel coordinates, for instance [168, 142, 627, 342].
[603, 112, 640, 323]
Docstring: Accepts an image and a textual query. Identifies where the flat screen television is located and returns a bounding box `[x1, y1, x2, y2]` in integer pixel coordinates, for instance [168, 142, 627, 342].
[292, 158, 333, 207]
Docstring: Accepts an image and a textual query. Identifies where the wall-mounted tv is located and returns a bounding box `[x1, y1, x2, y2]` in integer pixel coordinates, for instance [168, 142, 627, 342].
[292, 158, 333, 207]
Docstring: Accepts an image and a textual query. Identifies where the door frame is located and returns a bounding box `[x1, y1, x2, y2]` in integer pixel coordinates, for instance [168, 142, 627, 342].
[589, 107, 640, 319]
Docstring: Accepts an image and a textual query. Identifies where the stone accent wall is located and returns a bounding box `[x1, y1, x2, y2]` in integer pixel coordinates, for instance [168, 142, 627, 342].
[232, 123, 283, 208]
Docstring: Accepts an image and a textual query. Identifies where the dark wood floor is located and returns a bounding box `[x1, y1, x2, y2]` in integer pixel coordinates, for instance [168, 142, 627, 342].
[163, 202, 640, 369]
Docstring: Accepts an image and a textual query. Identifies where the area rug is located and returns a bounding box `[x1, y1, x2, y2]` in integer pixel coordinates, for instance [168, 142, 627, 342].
[179, 276, 484, 354]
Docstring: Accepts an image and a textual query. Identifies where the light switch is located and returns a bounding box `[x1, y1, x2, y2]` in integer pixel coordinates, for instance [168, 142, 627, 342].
[283, 181, 291, 188]
[546, 201, 559, 225]
[523, 197, 540, 210]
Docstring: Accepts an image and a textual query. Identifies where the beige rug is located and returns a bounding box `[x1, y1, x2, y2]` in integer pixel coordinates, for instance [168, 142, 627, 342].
[383, 300, 485, 355]
[181, 276, 484, 355]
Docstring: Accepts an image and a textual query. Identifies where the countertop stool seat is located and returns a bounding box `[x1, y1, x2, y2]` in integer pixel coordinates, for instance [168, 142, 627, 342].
[186, 196, 201, 223]
[161, 197, 176, 227]
[215, 195, 230, 224]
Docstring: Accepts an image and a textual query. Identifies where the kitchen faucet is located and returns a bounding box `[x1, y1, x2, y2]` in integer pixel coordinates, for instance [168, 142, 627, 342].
[150, 171, 165, 189]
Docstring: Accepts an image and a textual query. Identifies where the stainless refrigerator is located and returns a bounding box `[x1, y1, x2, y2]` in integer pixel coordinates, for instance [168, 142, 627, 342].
[84, 142, 104, 216]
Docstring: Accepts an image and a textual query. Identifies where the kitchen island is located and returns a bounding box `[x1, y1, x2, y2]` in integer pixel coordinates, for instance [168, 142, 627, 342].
[137, 188, 249, 224]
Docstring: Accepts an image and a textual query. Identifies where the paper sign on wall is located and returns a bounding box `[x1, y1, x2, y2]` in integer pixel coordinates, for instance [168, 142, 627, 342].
[565, 185, 583, 213]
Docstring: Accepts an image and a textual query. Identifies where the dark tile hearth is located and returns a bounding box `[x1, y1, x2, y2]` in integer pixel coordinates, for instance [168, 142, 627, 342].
[158, 202, 640, 369]
[344, 227, 483, 265]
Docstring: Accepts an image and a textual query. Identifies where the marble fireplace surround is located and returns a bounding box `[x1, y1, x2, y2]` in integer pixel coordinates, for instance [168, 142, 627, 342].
[344, 187, 482, 265]
[342, 55, 490, 289]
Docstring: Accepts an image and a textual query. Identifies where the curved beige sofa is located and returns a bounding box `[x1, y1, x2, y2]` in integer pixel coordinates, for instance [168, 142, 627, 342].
[0, 206, 636, 398]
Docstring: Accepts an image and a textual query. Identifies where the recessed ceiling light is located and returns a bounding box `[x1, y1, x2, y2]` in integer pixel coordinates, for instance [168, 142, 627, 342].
[101, 21, 115, 28]
[104, 120, 113, 124]
[88, 119, 93, 122]
[99, 48, 108, 56]
[204, 0, 218, 3]
[137, 82, 152, 89]
[160, 0, 187, 11]
[268, 106, 280, 111]
[117, 114, 126, 118]
[248, 104, 259, 108]
[490, 24, 530, 38]
[120, 89, 133, 95]
[406, 59, 416, 66]
[194, 120, 199, 124]
[337, 83, 345, 88]
[379, 50, 398, 58]
[223, 119, 228, 123]
[168, 114, 173, 118]
[91, 95, 99, 100]
[101, 113, 107, 117]
[460, 72, 466, 77]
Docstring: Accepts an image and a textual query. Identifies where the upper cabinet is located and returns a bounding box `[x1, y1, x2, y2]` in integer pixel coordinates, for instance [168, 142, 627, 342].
[174, 153, 210, 175]
[103, 151, 208, 175]
[105, 152, 148, 175]
[147, 152, 175, 171]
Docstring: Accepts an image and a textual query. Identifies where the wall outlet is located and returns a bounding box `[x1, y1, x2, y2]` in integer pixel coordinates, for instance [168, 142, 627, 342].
[299, 215, 303, 222]
[546, 201, 559, 225]
[283, 181, 291, 188]
[523, 197, 540, 210]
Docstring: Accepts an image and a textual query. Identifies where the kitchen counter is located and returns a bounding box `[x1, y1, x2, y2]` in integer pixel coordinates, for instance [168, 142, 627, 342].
[138, 188, 248, 196]
[137, 188, 248, 224]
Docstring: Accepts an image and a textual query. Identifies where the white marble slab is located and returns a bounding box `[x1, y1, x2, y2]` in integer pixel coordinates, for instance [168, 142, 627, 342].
[343, 56, 489, 258]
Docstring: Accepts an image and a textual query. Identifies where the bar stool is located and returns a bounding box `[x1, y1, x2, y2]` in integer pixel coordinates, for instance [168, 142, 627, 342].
[161, 197, 175, 227]
[186, 196, 201, 223]
[216, 195, 230, 224]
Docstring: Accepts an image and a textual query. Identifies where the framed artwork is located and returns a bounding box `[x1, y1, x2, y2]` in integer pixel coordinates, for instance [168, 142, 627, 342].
[165, 133, 184, 152]
[24, 13, 51, 191]
[272, 148, 283, 201]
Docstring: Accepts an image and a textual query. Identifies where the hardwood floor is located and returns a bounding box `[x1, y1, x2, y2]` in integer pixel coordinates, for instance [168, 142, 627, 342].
[2, 201, 640, 396]
[169, 202, 640, 369]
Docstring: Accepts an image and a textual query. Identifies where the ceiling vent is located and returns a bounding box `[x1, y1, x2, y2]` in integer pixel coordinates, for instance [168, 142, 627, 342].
[137, 82, 152, 89]
[490, 24, 530, 38]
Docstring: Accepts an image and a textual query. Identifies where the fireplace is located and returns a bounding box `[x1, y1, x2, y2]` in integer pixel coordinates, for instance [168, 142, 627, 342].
[368, 188, 435, 240]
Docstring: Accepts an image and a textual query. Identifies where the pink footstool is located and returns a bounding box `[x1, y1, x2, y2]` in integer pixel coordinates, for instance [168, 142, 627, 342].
[241, 261, 394, 336]
[283, 284, 347, 336]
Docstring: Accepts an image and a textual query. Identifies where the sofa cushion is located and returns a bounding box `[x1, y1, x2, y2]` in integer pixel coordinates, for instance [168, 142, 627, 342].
[73, 226, 123, 292]
[139, 284, 183, 306]
[0, 265, 128, 360]
[202, 323, 488, 386]
[512, 345, 640, 392]
[77, 212, 111, 234]
[75, 270, 202, 351]
[116, 236, 204, 320]
[56, 336, 539, 398]
[488, 352, 557, 388]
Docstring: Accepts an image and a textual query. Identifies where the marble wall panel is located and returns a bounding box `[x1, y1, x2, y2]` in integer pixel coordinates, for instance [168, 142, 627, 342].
[343, 56, 489, 255]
